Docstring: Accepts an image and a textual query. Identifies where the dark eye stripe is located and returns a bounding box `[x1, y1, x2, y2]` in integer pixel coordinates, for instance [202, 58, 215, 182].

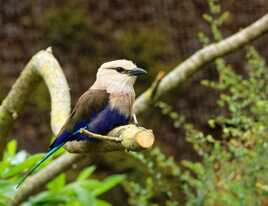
[115, 67, 125, 73]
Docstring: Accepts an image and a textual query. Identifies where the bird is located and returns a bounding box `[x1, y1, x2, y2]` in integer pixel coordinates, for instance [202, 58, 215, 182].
[16, 59, 146, 188]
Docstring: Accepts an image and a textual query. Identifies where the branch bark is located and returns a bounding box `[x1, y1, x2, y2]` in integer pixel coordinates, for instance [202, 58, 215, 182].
[11, 13, 268, 205]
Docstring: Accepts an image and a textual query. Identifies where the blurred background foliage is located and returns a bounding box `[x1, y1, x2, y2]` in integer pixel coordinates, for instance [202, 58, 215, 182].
[1, 0, 268, 205]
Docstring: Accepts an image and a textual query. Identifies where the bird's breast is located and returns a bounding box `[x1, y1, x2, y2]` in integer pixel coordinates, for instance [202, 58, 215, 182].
[109, 92, 134, 115]
[87, 105, 130, 135]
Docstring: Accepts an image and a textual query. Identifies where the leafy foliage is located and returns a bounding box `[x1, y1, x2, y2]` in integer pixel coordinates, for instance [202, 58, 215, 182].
[0, 140, 124, 206]
[181, 46, 268, 206]
[178, 0, 268, 205]
[124, 149, 181, 206]
[123, 0, 268, 205]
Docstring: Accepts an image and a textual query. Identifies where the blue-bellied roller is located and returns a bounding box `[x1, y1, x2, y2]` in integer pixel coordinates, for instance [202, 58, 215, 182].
[17, 60, 146, 188]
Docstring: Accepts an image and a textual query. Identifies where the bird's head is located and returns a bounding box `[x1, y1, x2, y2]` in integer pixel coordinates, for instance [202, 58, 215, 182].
[94, 59, 147, 91]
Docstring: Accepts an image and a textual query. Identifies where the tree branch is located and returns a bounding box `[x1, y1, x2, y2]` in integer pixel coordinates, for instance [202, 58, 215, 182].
[65, 125, 154, 153]
[0, 48, 71, 157]
[134, 13, 268, 114]
[11, 13, 268, 205]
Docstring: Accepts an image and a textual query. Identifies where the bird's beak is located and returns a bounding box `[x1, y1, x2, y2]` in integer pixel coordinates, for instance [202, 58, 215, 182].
[128, 68, 147, 76]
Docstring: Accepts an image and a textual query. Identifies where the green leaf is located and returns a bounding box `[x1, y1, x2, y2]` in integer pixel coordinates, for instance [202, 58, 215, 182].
[0, 201, 10, 206]
[26, 191, 67, 205]
[10, 151, 27, 165]
[96, 200, 112, 206]
[78, 166, 96, 181]
[3, 140, 17, 160]
[78, 180, 101, 191]
[92, 175, 125, 196]
[73, 184, 97, 206]
[0, 180, 15, 197]
[2, 154, 43, 178]
[0, 161, 10, 174]
[47, 174, 66, 192]
[202, 14, 213, 23]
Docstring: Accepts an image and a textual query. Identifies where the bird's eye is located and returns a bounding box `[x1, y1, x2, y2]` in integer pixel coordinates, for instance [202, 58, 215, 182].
[115, 67, 125, 73]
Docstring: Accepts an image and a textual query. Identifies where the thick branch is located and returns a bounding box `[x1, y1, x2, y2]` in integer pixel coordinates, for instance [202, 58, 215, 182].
[0, 48, 71, 156]
[134, 13, 268, 113]
[64, 125, 154, 153]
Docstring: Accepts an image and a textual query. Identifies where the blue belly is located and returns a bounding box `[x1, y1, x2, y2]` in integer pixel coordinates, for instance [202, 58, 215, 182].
[62, 107, 129, 143]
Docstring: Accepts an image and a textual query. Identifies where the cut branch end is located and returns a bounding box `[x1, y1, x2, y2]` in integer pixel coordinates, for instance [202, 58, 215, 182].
[135, 129, 154, 149]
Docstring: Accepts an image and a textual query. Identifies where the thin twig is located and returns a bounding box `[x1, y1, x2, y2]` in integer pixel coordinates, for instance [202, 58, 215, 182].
[80, 128, 122, 142]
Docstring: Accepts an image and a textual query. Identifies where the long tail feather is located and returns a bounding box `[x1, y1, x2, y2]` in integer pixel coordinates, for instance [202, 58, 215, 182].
[16, 142, 64, 189]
